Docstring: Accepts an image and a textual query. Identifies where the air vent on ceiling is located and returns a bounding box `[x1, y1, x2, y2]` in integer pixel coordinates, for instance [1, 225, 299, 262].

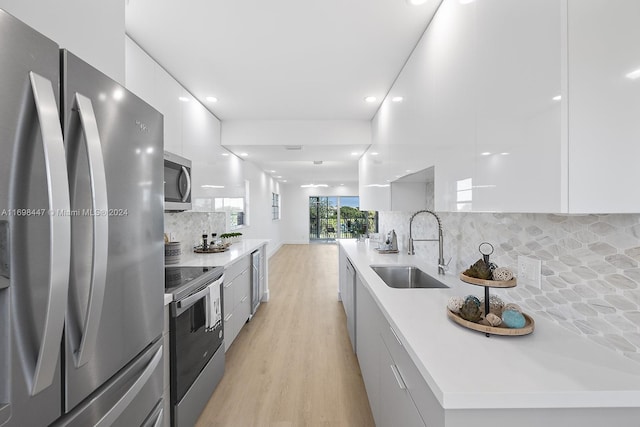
[313, 160, 323, 165]
[284, 145, 303, 151]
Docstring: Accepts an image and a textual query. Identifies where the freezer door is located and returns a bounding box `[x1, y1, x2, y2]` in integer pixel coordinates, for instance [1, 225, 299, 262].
[52, 339, 164, 427]
[61, 50, 165, 411]
[0, 9, 66, 427]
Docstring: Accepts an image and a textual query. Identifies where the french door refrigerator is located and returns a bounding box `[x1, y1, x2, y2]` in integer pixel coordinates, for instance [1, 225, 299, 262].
[0, 9, 164, 427]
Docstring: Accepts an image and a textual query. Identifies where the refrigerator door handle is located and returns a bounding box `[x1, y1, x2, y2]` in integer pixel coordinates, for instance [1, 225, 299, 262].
[152, 408, 163, 427]
[72, 93, 109, 368]
[28, 72, 71, 396]
[94, 345, 163, 427]
[179, 166, 191, 203]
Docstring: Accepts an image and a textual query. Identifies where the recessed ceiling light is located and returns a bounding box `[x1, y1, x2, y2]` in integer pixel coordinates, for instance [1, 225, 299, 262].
[371, 152, 379, 156]
[481, 152, 491, 156]
[221, 153, 229, 156]
[268, 170, 276, 173]
[501, 152, 510, 156]
[239, 152, 248, 157]
[391, 96, 404, 102]
[459, 0, 475, 4]
[178, 96, 189, 102]
[407, 0, 428, 4]
[351, 152, 360, 156]
[552, 95, 561, 101]
[364, 96, 377, 103]
[206, 96, 218, 103]
[201, 185, 225, 189]
[626, 68, 640, 80]
[405, 169, 412, 173]
[301, 184, 329, 188]
[275, 176, 282, 178]
[282, 180, 287, 183]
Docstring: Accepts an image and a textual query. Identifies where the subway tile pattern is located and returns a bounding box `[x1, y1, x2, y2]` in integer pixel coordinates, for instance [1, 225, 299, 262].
[379, 212, 640, 363]
[164, 212, 227, 256]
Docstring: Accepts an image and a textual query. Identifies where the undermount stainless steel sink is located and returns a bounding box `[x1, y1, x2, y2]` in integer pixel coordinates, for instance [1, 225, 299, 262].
[370, 265, 449, 289]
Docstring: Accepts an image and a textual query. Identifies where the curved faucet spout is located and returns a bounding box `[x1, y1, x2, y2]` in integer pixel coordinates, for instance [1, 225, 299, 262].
[408, 210, 446, 274]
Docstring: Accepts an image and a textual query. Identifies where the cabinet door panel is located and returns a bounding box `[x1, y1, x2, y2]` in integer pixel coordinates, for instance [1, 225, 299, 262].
[355, 275, 383, 423]
[474, 0, 562, 212]
[567, 0, 640, 213]
[379, 346, 426, 427]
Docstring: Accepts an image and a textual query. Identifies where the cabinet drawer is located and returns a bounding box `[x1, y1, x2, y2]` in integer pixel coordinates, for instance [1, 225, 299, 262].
[225, 255, 251, 282]
[381, 324, 444, 427]
[233, 269, 251, 308]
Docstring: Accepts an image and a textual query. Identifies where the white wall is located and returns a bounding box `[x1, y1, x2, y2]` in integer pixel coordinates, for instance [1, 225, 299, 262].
[280, 183, 359, 244]
[222, 120, 371, 146]
[240, 161, 284, 257]
[0, 0, 125, 84]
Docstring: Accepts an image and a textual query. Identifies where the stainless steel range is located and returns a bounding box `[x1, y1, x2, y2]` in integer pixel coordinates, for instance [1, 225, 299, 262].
[165, 266, 225, 427]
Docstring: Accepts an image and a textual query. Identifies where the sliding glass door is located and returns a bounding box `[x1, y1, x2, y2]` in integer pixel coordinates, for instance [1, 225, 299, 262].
[309, 196, 377, 242]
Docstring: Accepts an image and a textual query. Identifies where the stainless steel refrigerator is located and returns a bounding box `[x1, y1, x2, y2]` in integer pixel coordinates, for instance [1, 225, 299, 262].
[0, 9, 164, 427]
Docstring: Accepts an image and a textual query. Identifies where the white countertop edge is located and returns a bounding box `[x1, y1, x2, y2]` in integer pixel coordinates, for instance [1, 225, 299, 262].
[338, 240, 640, 410]
[171, 239, 269, 268]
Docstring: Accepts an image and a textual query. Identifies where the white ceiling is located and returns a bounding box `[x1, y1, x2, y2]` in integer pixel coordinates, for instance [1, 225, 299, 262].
[125, 0, 442, 184]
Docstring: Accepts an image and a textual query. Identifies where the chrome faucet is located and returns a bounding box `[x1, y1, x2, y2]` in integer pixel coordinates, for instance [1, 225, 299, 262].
[408, 210, 446, 274]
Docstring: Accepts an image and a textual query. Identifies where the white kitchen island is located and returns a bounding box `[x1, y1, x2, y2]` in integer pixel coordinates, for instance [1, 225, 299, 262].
[339, 239, 640, 427]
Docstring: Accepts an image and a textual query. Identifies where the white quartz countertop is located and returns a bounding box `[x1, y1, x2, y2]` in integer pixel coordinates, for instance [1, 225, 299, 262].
[163, 239, 269, 306]
[339, 239, 640, 410]
[171, 239, 268, 268]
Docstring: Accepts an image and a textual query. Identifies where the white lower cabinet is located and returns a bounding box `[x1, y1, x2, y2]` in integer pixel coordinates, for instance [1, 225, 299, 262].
[223, 255, 251, 351]
[355, 267, 443, 427]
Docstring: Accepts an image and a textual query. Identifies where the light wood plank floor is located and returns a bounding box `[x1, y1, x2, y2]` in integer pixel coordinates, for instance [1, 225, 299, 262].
[196, 244, 375, 427]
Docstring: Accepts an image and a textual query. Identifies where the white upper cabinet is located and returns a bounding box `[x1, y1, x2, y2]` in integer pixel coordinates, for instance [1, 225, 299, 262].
[567, 0, 640, 213]
[473, 0, 562, 212]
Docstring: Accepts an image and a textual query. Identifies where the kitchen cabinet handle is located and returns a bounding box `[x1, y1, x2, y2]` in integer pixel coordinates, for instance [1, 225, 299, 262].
[224, 313, 233, 322]
[180, 166, 191, 203]
[240, 296, 248, 303]
[71, 93, 109, 368]
[390, 364, 407, 390]
[224, 281, 233, 288]
[390, 326, 403, 347]
[28, 72, 70, 396]
[95, 345, 162, 427]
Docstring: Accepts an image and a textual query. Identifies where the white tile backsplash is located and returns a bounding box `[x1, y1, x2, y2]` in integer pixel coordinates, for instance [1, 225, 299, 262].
[164, 211, 227, 256]
[379, 211, 640, 361]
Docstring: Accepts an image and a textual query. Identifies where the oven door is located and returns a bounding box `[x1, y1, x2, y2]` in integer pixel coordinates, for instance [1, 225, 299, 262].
[169, 283, 223, 405]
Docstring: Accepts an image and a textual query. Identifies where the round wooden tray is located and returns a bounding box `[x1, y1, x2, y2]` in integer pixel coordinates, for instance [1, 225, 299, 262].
[194, 247, 228, 254]
[459, 273, 517, 288]
[447, 309, 534, 336]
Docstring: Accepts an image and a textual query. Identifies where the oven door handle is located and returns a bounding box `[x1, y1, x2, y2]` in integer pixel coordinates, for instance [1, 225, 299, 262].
[176, 275, 223, 312]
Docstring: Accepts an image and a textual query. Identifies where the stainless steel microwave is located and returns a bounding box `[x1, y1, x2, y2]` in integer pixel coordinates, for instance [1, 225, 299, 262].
[164, 151, 192, 211]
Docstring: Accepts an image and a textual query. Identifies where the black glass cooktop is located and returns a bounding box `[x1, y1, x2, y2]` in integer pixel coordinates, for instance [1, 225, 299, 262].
[165, 266, 224, 297]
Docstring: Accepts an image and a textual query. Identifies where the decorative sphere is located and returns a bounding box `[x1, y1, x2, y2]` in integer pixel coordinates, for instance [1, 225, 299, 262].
[480, 295, 505, 316]
[503, 303, 522, 313]
[447, 296, 465, 313]
[502, 309, 526, 328]
[464, 295, 481, 307]
[492, 267, 514, 281]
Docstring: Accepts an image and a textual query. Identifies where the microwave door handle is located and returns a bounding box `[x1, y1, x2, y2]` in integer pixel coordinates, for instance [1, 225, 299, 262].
[72, 93, 109, 368]
[180, 166, 191, 203]
[28, 72, 71, 395]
